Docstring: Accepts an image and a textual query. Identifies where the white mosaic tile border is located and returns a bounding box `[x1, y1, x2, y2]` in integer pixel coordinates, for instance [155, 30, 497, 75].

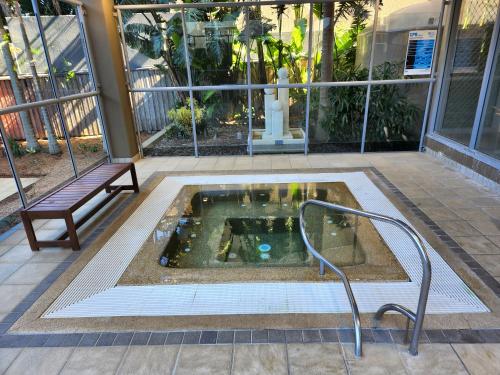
[44, 172, 489, 318]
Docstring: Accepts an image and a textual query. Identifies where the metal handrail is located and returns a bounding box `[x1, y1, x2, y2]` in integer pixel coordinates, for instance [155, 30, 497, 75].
[299, 200, 432, 357]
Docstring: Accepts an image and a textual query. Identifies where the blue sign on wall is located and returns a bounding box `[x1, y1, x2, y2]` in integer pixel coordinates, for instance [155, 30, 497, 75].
[404, 30, 437, 76]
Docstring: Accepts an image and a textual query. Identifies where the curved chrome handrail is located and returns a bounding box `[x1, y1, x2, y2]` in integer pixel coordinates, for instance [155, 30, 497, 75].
[299, 200, 431, 357]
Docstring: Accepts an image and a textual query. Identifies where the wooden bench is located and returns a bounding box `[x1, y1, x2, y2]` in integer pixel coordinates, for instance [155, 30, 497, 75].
[21, 162, 139, 251]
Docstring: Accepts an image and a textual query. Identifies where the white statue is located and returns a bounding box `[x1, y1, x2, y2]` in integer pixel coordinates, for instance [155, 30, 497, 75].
[277, 67, 290, 136]
[253, 67, 305, 148]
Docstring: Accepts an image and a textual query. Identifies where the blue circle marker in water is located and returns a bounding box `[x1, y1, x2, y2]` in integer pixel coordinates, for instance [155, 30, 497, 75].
[258, 244, 271, 253]
[260, 253, 270, 260]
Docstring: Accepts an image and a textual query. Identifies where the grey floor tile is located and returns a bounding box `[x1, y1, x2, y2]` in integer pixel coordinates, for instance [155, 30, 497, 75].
[166, 332, 184, 345]
[288, 343, 347, 374]
[217, 330, 234, 344]
[78, 333, 100, 347]
[5, 347, 73, 375]
[60, 346, 127, 375]
[0, 264, 22, 284]
[234, 330, 251, 344]
[0, 348, 21, 373]
[175, 344, 232, 375]
[117, 345, 179, 374]
[232, 344, 287, 375]
[342, 343, 406, 375]
[399, 344, 468, 374]
[452, 343, 500, 375]
[2, 262, 59, 285]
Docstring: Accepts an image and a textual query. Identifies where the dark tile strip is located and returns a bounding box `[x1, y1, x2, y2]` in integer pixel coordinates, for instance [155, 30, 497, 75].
[200, 331, 217, 344]
[0, 328, 498, 348]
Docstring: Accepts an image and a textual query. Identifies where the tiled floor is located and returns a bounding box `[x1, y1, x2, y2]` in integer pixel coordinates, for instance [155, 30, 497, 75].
[0, 342, 499, 374]
[0, 152, 499, 373]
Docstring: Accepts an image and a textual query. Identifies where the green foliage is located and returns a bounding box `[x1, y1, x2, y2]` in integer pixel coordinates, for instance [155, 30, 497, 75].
[315, 62, 420, 143]
[8, 137, 23, 157]
[166, 99, 204, 140]
[77, 143, 100, 153]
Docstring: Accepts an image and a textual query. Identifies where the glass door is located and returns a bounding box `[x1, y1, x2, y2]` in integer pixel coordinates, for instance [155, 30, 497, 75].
[435, 0, 499, 145]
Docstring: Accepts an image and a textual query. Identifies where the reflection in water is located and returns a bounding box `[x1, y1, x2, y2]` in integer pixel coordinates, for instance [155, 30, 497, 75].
[158, 182, 373, 269]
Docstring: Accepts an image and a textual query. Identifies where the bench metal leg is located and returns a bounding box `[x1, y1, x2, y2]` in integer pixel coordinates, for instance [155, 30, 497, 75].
[64, 212, 80, 250]
[130, 163, 139, 193]
[21, 211, 39, 251]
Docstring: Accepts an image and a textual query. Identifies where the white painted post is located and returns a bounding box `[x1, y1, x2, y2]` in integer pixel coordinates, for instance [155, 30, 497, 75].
[277, 67, 289, 136]
[271, 100, 283, 139]
[264, 88, 275, 136]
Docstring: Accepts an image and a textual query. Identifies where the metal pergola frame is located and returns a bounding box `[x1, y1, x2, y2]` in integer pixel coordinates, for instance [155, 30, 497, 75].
[115, 0, 446, 157]
[0, 0, 109, 208]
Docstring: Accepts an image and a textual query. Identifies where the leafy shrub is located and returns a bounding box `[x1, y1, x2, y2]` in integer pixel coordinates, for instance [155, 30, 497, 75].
[77, 143, 100, 153]
[315, 62, 420, 143]
[165, 100, 204, 140]
[165, 122, 191, 140]
[8, 137, 24, 157]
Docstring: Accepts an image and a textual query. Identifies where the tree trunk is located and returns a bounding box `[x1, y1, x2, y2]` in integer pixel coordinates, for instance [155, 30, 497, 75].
[256, 39, 267, 83]
[16, 3, 60, 154]
[0, 13, 40, 151]
[51, 0, 62, 15]
[316, 2, 335, 141]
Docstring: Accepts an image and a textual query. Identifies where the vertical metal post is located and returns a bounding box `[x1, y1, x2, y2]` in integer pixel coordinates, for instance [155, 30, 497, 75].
[245, 6, 253, 156]
[468, 3, 500, 150]
[360, 0, 379, 153]
[418, 0, 448, 151]
[304, 3, 314, 155]
[76, 4, 112, 162]
[431, 0, 462, 137]
[116, 9, 144, 158]
[181, 8, 199, 158]
[31, 0, 79, 178]
[0, 119, 27, 207]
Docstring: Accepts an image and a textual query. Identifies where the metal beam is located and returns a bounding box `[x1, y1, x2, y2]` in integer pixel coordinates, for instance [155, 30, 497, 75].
[418, 0, 447, 151]
[0, 119, 27, 207]
[360, 0, 379, 153]
[31, 0, 79, 177]
[115, 0, 364, 11]
[181, 8, 199, 158]
[304, 2, 314, 155]
[0, 91, 99, 116]
[128, 78, 436, 93]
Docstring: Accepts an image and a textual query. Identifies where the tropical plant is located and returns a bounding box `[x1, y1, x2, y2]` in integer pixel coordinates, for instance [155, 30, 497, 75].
[8, 137, 24, 157]
[314, 61, 420, 143]
[165, 99, 204, 139]
[315, 1, 374, 141]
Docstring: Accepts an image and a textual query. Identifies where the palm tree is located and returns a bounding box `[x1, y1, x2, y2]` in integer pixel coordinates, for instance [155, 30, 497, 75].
[0, 7, 40, 151]
[14, 1, 60, 154]
[315, 1, 373, 141]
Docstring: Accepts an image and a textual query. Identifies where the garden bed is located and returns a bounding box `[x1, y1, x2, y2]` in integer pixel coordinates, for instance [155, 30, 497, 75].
[143, 124, 249, 157]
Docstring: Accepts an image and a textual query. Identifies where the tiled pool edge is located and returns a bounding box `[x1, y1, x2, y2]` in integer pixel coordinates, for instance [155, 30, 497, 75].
[0, 167, 499, 346]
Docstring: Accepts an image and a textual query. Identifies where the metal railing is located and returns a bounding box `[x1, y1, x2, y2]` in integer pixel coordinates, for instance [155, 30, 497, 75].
[299, 199, 432, 357]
